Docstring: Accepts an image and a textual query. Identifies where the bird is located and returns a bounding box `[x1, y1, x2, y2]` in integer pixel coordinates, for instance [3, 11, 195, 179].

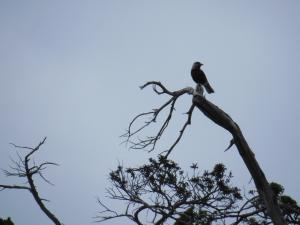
[191, 62, 214, 94]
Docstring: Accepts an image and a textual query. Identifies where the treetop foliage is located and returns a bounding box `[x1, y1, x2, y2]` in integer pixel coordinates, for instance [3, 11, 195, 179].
[98, 156, 300, 224]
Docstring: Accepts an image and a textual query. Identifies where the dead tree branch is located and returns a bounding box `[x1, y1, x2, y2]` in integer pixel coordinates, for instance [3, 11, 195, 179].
[123, 81, 286, 225]
[0, 137, 63, 225]
[192, 94, 286, 225]
[122, 81, 194, 155]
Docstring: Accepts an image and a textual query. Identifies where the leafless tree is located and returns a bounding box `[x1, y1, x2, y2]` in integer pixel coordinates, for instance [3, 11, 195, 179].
[97, 157, 300, 224]
[120, 81, 287, 225]
[0, 137, 63, 225]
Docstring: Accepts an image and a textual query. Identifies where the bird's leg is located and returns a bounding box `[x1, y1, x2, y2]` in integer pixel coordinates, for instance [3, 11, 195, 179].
[193, 83, 204, 97]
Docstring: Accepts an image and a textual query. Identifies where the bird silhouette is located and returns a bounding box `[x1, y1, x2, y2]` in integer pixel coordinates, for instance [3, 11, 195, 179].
[191, 62, 214, 94]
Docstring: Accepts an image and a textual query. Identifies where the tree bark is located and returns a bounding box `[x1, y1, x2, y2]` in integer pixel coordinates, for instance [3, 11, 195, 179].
[24, 153, 62, 225]
[193, 95, 286, 225]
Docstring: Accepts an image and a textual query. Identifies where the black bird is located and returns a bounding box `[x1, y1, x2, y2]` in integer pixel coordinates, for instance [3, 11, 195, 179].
[191, 62, 214, 94]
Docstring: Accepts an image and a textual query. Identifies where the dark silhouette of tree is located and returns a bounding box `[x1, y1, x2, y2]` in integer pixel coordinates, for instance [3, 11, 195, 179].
[0, 138, 63, 225]
[0, 217, 14, 225]
[1, 79, 298, 225]
[97, 157, 300, 224]
[117, 80, 292, 224]
[173, 207, 194, 225]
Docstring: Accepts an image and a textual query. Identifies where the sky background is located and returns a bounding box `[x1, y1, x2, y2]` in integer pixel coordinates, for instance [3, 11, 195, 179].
[0, 1, 300, 225]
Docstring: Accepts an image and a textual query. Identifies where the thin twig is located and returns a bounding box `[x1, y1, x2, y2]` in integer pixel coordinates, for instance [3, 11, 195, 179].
[122, 81, 194, 156]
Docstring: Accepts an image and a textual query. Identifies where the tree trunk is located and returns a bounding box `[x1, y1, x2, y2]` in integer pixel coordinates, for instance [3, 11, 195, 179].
[193, 95, 286, 225]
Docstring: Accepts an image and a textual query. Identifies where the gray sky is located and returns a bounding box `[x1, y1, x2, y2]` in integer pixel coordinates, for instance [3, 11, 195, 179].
[1, 1, 300, 225]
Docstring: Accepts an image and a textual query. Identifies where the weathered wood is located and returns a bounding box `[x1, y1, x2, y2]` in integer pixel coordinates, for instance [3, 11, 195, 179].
[193, 95, 286, 225]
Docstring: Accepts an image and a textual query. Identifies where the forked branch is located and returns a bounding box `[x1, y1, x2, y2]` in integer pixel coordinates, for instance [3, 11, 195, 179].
[0, 138, 63, 225]
[122, 81, 195, 156]
[123, 81, 286, 225]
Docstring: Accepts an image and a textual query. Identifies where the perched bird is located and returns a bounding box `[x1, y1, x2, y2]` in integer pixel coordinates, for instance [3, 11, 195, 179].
[191, 62, 214, 94]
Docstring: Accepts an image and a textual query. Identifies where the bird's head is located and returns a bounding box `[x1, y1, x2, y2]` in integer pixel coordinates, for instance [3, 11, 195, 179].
[192, 61, 203, 69]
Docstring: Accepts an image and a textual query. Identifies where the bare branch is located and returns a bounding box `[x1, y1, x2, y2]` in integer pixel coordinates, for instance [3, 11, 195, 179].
[225, 139, 235, 152]
[0, 138, 63, 225]
[192, 94, 286, 224]
[123, 81, 195, 156]
[122, 80, 287, 225]
[163, 104, 195, 158]
[140, 81, 175, 96]
[0, 184, 30, 191]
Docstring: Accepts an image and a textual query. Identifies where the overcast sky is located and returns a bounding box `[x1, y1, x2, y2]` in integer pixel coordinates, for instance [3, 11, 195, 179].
[1, 1, 300, 225]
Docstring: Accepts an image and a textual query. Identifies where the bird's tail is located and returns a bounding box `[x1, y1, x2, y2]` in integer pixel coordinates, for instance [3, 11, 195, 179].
[204, 82, 214, 94]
